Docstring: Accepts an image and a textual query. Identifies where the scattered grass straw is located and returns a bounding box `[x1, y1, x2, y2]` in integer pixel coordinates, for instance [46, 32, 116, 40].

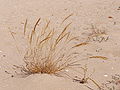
[86, 24, 109, 43]
[73, 65, 102, 90]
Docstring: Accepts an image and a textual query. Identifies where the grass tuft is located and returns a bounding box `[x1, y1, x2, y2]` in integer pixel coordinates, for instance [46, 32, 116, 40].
[12, 18, 80, 77]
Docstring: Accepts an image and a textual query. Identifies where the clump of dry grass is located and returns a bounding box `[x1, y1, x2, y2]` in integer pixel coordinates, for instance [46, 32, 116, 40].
[10, 17, 81, 77]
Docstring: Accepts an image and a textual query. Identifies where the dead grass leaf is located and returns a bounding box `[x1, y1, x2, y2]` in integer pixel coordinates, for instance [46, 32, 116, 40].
[89, 56, 108, 60]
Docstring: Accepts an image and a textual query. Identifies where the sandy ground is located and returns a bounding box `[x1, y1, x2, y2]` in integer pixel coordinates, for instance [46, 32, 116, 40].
[0, 0, 120, 90]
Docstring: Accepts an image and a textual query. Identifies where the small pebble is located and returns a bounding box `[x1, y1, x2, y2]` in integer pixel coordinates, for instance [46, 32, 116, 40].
[117, 7, 120, 10]
[65, 70, 69, 72]
[3, 55, 6, 57]
[108, 16, 113, 18]
[104, 74, 108, 77]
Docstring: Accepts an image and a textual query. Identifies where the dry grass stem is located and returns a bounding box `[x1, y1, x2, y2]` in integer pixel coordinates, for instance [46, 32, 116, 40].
[89, 56, 108, 60]
[61, 13, 73, 24]
[9, 31, 21, 55]
[24, 19, 27, 35]
[72, 42, 89, 48]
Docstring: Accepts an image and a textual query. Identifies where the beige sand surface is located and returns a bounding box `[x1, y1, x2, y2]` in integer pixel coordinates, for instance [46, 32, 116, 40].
[0, 0, 120, 90]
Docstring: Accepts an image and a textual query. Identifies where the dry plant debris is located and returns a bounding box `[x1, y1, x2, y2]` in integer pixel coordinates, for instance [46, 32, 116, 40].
[72, 65, 102, 90]
[9, 17, 82, 78]
[89, 56, 108, 60]
[102, 74, 120, 90]
[61, 13, 73, 25]
[72, 42, 89, 48]
[86, 25, 109, 43]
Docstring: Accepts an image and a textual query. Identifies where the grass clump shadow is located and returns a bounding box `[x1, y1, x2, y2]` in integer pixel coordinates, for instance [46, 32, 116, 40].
[10, 17, 81, 78]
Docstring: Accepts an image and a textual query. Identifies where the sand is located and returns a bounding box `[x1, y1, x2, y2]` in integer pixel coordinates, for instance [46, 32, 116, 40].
[0, 0, 120, 90]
